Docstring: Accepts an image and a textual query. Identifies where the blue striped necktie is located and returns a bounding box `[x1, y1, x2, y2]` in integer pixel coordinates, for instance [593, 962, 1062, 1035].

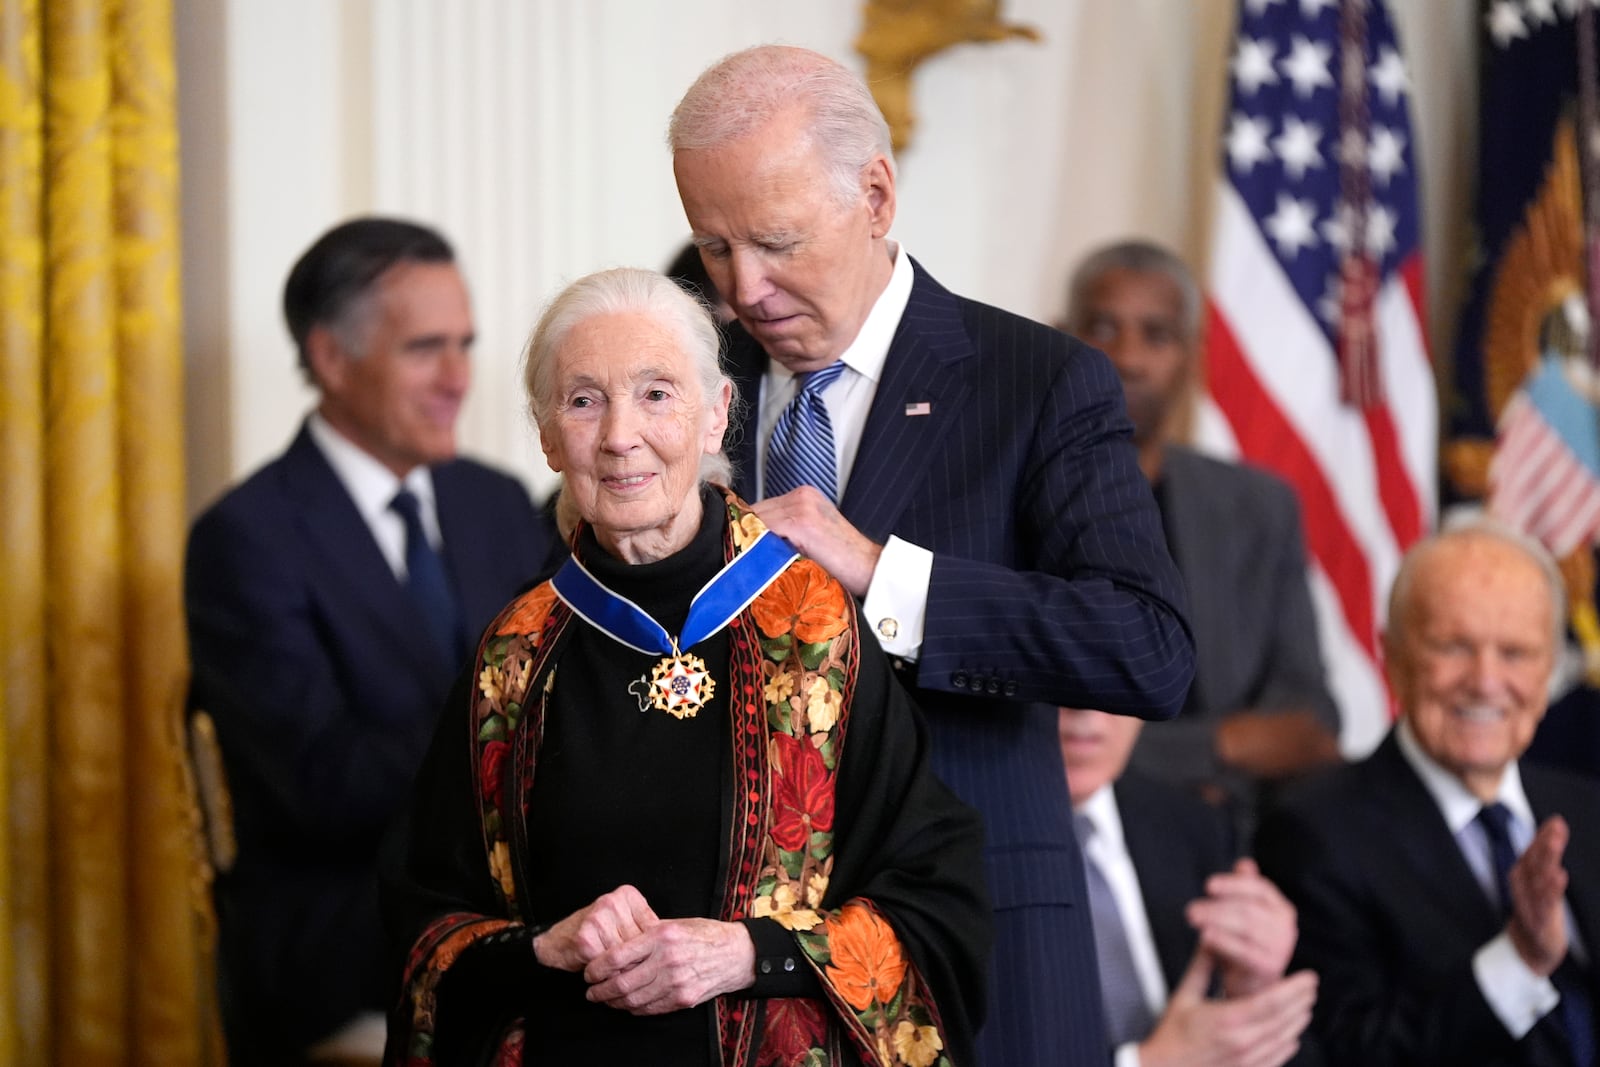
[390, 489, 461, 660]
[764, 360, 848, 501]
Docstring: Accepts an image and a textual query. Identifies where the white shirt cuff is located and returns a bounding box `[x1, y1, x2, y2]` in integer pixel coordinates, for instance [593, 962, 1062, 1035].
[1473, 932, 1560, 1039]
[1114, 1042, 1142, 1067]
[861, 535, 932, 659]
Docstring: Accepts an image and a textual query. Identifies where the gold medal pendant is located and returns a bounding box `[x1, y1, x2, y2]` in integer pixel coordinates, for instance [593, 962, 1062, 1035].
[649, 651, 716, 719]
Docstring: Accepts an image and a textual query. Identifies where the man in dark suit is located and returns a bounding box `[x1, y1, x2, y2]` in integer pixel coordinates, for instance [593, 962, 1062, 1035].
[1060, 705, 1317, 1067]
[668, 46, 1196, 1065]
[1063, 240, 1340, 828]
[1257, 520, 1600, 1066]
[185, 218, 559, 1064]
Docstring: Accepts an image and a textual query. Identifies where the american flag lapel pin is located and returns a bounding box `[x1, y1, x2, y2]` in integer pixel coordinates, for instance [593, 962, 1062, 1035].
[904, 401, 932, 416]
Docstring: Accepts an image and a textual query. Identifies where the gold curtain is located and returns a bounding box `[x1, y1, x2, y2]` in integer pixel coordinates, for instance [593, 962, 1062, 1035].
[0, 0, 212, 1063]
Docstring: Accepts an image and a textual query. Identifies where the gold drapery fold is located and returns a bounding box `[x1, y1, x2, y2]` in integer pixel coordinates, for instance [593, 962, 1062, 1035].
[1, 0, 206, 1062]
[0, 1, 48, 1064]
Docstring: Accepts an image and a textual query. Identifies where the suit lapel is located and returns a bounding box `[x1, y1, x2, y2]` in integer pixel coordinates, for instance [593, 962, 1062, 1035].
[1366, 734, 1504, 938]
[722, 259, 972, 540]
[1155, 450, 1220, 715]
[838, 260, 973, 541]
[1116, 778, 1201, 989]
[434, 462, 518, 652]
[723, 328, 767, 501]
[1525, 766, 1600, 962]
[282, 426, 452, 686]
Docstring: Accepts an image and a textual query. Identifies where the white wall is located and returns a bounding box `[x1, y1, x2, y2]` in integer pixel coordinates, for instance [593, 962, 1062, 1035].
[177, 0, 1475, 515]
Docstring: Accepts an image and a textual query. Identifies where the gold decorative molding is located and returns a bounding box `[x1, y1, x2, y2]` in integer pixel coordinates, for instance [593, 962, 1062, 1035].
[855, 0, 1040, 153]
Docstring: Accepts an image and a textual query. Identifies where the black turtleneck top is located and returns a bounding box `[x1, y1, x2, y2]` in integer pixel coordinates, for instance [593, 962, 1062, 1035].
[521, 489, 732, 1063]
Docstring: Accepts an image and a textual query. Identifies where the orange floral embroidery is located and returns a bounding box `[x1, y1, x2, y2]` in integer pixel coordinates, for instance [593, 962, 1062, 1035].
[495, 585, 557, 637]
[824, 902, 907, 1012]
[751, 560, 849, 644]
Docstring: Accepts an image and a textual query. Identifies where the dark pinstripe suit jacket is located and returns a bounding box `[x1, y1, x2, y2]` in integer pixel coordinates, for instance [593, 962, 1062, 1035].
[726, 259, 1195, 1065]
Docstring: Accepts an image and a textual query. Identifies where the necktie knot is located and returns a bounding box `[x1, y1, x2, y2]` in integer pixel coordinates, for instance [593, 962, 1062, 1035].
[390, 487, 423, 526]
[1478, 800, 1513, 841]
[764, 360, 848, 501]
[799, 360, 847, 397]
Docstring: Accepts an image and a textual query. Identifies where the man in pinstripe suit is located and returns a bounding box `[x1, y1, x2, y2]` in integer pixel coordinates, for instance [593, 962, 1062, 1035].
[670, 46, 1195, 1064]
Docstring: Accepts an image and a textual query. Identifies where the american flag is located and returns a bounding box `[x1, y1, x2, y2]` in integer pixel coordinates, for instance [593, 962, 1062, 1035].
[1446, 2, 1600, 686]
[1199, 0, 1435, 756]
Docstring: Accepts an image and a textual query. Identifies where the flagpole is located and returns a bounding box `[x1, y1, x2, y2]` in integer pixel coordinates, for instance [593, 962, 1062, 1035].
[1577, 3, 1600, 374]
[1336, 0, 1380, 408]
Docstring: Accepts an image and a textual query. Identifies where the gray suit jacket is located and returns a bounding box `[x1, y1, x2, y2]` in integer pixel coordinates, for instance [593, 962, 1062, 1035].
[1130, 446, 1337, 807]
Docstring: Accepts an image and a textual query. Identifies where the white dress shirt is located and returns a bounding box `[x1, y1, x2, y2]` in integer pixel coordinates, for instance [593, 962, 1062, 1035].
[752, 243, 933, 658]
[1077, 785, 1170, 1067]
[1395, 720, 1585, 1038]
[306, 412, 443, 582]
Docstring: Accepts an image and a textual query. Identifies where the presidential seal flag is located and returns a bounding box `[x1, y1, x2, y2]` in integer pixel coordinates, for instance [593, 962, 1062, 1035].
[1443, 0, 1600, 683]
[1199, 0, 1435, 756]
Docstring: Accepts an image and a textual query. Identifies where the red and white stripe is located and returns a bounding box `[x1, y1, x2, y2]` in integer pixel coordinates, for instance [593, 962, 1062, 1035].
[1491, 392, 1600, 558]
[1198, 184, 1436, 758]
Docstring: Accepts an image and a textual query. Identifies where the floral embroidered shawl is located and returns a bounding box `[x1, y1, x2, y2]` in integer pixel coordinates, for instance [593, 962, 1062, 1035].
[388, 491, 986, 1067]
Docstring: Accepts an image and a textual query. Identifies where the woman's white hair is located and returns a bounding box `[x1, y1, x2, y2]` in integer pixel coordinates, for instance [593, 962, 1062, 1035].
[668, 44, 895, 207]
[521, 267, 738, 531]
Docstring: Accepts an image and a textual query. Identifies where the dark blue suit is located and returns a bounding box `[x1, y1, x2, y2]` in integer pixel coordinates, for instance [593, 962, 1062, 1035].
[726, 260, 1195, 1065]
[1115, 773, 1321, 1065]
[1115, 772, 1235, 990]
[1257, 732, 1600, 1066]
[184, 424, 559, 1061]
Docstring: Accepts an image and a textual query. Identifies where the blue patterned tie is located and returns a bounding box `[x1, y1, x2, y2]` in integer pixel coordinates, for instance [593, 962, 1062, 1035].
[1076, 811, 1156, 1048]
[390, 489, 461, 660]
[763, 360, 848, 501]
[1478, 802, 1596, 1067]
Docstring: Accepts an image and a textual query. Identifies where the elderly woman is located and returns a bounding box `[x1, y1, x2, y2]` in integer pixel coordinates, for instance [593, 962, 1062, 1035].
[384, 268, 989, 1067]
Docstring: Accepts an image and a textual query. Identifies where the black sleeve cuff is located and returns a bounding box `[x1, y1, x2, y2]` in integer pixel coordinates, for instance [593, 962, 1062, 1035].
[739, 918, 824, 998]
[431, 923, 544, 1065]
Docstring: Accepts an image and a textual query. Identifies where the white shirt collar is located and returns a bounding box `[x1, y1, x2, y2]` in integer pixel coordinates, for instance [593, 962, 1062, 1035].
[1077, 782, 1129, 855]
[306, 412, 438, 534]
[766, 241, 913, 390]
[1394, 718, 1535, 835]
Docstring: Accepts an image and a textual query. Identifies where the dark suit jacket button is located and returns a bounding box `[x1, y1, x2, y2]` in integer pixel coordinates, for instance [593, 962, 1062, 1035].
[952, 671, 969, 689]
[760, 960, 773, 974]
[1003, 681, 1018, 697]
[986, 678, 1001, 695]
[783, 958, 796, 972]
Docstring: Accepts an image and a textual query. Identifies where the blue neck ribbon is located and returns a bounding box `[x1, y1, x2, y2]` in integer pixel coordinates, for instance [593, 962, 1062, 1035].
[551, 528, 799, 655]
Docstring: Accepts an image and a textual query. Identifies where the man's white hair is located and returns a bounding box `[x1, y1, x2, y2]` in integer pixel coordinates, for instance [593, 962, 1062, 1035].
[668, 44, 895, 207]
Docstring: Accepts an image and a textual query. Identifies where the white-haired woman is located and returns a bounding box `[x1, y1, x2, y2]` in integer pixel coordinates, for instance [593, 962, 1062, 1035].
[384, 268, 989, 1066]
